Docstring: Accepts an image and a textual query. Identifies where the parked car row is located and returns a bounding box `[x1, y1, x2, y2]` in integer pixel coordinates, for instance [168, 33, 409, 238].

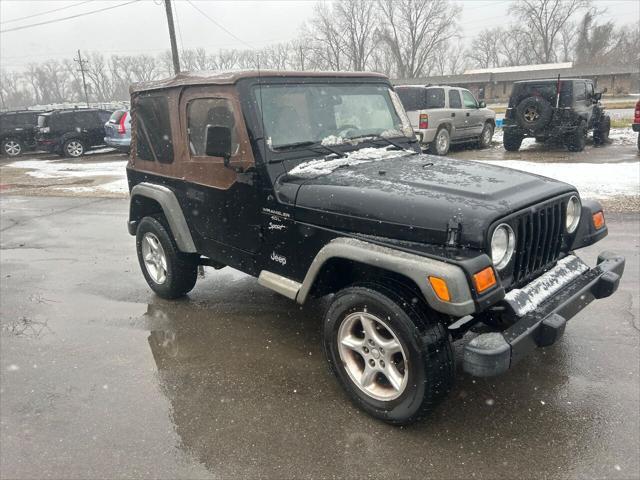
[0, 107, 131, 158]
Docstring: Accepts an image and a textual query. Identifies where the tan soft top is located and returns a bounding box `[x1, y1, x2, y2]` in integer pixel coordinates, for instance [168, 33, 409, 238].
[129, 70, 389, 94]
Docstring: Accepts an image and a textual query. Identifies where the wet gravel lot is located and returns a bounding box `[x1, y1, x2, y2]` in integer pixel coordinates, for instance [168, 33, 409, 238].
[1, 196, 638, 479]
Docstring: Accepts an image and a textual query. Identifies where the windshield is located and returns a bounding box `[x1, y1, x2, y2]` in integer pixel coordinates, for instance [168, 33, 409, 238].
[255, 83, 413, 149]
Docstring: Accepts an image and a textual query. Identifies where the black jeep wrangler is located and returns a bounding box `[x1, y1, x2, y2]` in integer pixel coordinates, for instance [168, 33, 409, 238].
[126, 71, 624, 425]
[503, 79, 610, 152]
[37, 108, 112, 157]
[0, 110, 43, 157]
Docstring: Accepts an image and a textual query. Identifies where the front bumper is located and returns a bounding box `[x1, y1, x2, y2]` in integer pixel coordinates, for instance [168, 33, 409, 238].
[463, 251, 625, 377]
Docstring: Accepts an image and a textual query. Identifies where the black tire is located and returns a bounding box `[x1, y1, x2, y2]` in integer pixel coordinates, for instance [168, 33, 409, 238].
[515, 96, 553, 131]
[477, 122, 494, 149]
[428, 126, 450, 155]
[593, 115, 610, 146]
[136, 216, 198, 299]
[323, 282, 454, 425]
[503, 130, 523, 151]
[637, 133, 640, 152]
[565, 123, 586, 152]
[2, 137, 23, 157]
[63, 138, 86, 158]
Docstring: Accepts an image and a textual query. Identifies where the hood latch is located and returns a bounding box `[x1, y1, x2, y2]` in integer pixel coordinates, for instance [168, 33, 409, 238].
[446, 215, 463, 246]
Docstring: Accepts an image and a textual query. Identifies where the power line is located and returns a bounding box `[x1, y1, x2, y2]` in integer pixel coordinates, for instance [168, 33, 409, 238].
[1, 0, 94, 25]
[185, 0, 254, 50]
[0, 0, 141, 34]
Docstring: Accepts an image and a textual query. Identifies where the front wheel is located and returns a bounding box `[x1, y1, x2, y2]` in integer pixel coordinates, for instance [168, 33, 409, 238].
[593, 115, 610, 146]
[477, 122, 494, 149]
[565, 123, 586, 152]
[323, 283, 454, 425]
[136, 216, 198, 299]
[2, 138, 23, 157]
[428, 127, 450, 155]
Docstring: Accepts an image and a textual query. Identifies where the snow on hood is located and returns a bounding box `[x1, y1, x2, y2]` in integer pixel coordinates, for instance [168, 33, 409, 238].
[287, 146, 414, 178]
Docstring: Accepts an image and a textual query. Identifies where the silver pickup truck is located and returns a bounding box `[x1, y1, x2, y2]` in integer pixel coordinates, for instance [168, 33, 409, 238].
[396, 85, 496, 155]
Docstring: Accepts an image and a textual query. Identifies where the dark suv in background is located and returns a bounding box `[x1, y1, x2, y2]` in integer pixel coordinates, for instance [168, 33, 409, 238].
[37, 108, 112, 158]
[503, 78, 610, 152]
[0, 110, 43, 157]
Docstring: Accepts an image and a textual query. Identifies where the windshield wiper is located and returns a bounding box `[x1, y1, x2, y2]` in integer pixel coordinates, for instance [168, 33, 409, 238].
[346, 134, 409, 150]
[270, 140, 346, 160]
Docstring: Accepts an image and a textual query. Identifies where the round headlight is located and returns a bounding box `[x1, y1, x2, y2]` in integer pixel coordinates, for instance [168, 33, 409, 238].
[566, 195, 581, 233]
[491, 224, 515, 270]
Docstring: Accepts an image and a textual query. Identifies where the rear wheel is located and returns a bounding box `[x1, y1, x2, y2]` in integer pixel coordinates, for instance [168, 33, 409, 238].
[136, 216, 198, 299]
[565, 123, 586, 152]
[428, 127, 450, 155]
[593, 115, 610, 146]
[323, 283, 454, 425]
[503, 130, 523, 151]
[63, 138, 86, 158]
[477, 122, 494, 149]
[2, 138, 23, 157]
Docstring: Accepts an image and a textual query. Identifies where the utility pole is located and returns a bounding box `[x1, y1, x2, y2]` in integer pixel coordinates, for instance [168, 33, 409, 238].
[164, 0, 181, 74]
[74, 49, 90, 107]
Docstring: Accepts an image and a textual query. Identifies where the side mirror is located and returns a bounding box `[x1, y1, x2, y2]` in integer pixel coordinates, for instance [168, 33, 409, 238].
[205, 125, 232, 165]
[478, 101, 486, 108]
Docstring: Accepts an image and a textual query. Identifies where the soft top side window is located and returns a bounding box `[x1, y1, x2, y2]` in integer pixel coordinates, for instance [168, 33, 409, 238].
[135, 95, 174, 163]
[187, 98, 239, 157]
[574, 82, 586, 101]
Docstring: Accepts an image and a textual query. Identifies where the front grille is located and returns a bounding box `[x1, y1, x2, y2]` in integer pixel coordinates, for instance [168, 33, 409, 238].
[511, 199, 565, 285]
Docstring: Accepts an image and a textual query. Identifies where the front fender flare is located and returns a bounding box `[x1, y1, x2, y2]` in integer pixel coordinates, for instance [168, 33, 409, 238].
[295, 237, 476, 317]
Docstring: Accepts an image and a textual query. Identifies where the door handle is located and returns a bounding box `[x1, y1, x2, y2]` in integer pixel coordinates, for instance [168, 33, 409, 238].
[451, 113, 455, 117]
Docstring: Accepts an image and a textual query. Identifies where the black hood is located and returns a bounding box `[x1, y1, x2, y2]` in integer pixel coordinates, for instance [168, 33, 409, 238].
[286, 152, 576, 248]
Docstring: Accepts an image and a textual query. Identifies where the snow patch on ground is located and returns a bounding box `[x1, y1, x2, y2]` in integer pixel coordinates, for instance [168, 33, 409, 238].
[505, 255, 590, 316]
[478, 159, 640, 199]
[8, 159, 127, 179]
[8, 159, 128, 194]
[287, 146, 413, 177]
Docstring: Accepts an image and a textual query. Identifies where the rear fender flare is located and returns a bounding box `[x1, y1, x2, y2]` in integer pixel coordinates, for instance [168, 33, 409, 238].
[129, 182, 196, 253]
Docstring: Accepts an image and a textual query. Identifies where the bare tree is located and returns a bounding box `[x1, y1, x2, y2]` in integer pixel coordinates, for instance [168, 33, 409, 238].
[574, 9, 615, 65]
[467, 28, 502, 69]
[333, 0, 379, 71]
[309, 2, 346, 70]
[377, 0, 458, 79]
[509, 0, 590, 63]
[499, 26, 535, 66]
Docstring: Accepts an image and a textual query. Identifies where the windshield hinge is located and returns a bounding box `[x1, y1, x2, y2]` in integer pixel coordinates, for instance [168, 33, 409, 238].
[446, 215, 463, 246]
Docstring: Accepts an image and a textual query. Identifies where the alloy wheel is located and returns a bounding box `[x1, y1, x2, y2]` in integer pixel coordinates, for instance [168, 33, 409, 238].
[436, 129, 449, 154]
[523, 107, 539, 123]
[66, 140, 84, 157]
[337, 311, 408, 401]
[4, 140, 21, 156]
[141, 232, 168, 284]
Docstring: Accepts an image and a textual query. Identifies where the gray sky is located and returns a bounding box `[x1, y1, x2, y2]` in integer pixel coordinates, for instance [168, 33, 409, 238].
[1, 0, 638, 71]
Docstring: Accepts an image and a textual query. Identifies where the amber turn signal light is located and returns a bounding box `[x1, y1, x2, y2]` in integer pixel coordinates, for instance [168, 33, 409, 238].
[428, 276, 451, 302]
[473, 267, 497, 293]
[592, 211, 605, 230]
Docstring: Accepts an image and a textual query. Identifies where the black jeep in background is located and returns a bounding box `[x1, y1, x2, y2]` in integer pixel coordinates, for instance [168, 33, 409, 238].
[37, 108, 112, 158]
[503, 78, 610, 152]
[0, 110, 43, 157]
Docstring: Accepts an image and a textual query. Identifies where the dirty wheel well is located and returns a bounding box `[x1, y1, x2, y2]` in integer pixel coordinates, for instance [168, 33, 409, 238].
[130, 195, 164, 225]
[309, 258, 424, 303]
